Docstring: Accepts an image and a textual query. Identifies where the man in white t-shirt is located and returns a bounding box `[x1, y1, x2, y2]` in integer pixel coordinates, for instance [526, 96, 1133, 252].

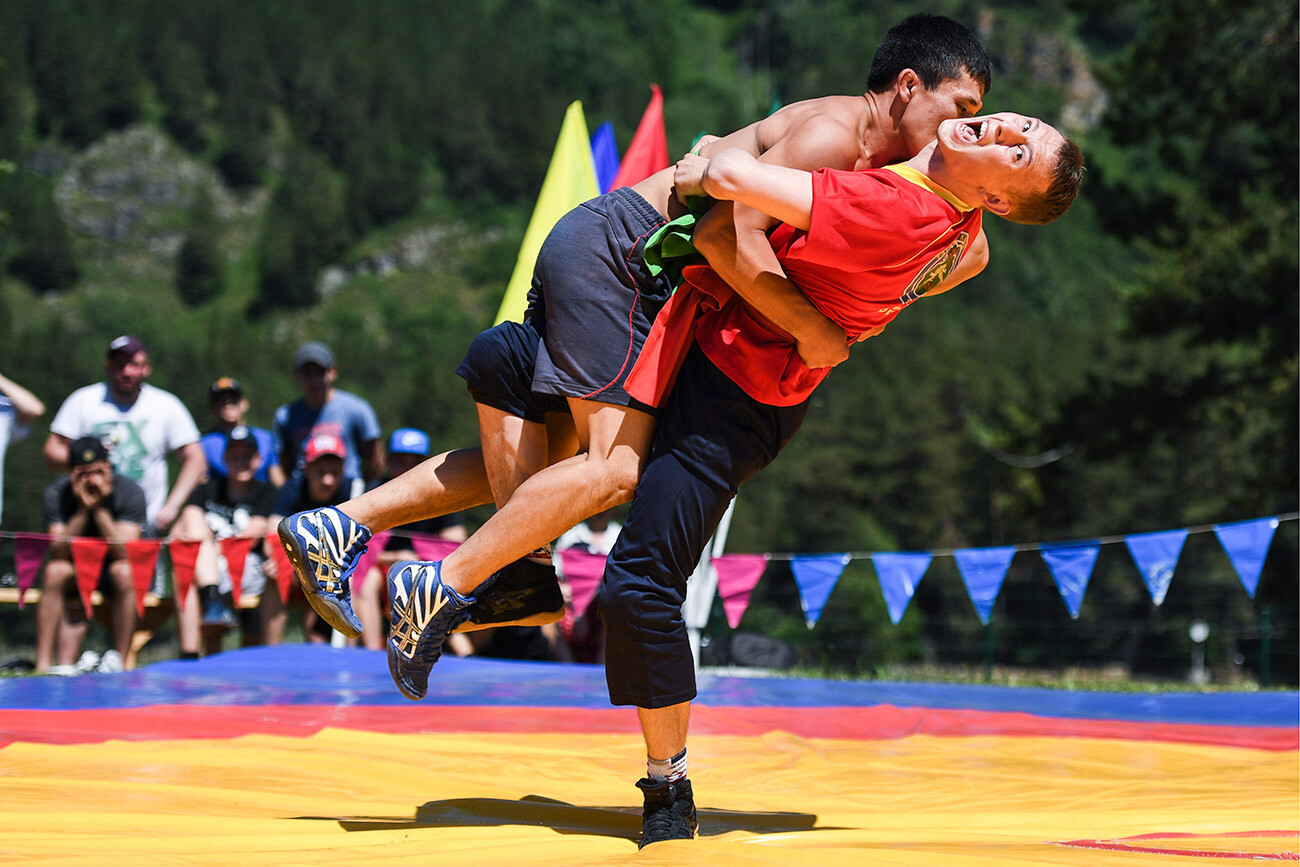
[0, 370, 46, 528]
[44, 335, 206, 534]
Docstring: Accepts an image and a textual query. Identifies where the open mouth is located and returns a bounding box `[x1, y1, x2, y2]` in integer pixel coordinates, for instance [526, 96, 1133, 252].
[957, 120, 987, 143]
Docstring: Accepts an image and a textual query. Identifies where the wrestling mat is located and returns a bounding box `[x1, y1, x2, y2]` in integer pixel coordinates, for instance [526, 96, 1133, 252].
[0, 645, 1295, 865]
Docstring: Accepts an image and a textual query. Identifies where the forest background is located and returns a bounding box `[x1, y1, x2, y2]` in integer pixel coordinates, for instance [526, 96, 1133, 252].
[0, 0, 1295, 684]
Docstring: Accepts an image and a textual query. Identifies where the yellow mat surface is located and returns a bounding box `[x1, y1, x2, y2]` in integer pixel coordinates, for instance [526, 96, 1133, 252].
[0, 728, 1294, 864]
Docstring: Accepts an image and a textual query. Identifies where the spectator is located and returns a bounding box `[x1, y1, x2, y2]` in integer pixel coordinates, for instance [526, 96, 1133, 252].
[265, 432, 358, 644]
[553, 507, 622, 663]
[0, 370, 45, 527]
[36, 437, 146, 674]
[170, 425, 278, 654]
[356, 427, 468, 650]
[199, 378, 285, 488]
[43, 334, 206, 659]
[272, 341, 382, 493]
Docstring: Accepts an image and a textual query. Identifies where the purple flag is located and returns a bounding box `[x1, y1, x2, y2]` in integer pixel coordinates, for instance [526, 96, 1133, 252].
[1124, 529, 1188, 605]
[953, 546, 1016, 625]
[1039, 542, 1100, 619]
[590, 121, 620, 194]
[14, 533, 52, 609]
[791, 554, 850, 628]
[1213, 518, 1279, 598]
[871, 552, 931, 625]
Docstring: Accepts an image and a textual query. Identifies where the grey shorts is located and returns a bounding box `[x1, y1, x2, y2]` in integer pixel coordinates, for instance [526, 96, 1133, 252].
[526, 187, 671, 411]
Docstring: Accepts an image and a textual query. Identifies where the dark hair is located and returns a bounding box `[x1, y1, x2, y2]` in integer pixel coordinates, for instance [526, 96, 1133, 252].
[1006, 136, 1084, 225]
[866, 14, 992, 96]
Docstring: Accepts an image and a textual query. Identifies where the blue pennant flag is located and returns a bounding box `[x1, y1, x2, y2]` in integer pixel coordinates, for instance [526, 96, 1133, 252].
[1039, 542, 1100, 619]
[871, 552, 932, 625]
[1124, 529, 1188, 605]
[791, 554, 850, 628]
[589, 121, 620, 194]
[953, 546, 1016, 625]
[1213, 517, 1279, 598]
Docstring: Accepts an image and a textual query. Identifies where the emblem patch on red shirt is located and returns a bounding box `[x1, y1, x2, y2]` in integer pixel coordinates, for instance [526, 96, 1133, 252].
[899, 231, 971, 304]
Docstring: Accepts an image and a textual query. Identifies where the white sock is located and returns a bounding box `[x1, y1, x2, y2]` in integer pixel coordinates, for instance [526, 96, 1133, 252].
[526, 543, 553, 566]
[647, 748, 687, 783]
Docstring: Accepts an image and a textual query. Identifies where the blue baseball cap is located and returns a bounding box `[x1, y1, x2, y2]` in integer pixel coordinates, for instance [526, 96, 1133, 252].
[388, 427, 430, 456]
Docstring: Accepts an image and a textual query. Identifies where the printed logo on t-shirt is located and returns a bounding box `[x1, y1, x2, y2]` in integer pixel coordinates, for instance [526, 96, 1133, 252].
[899, 231, 970, 304]
[92, 420, 151, 481]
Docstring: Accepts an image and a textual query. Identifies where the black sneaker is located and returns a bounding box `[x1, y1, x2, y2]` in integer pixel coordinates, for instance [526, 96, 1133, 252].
[637, 777, 698, 848]
[460, 557, 564, 630]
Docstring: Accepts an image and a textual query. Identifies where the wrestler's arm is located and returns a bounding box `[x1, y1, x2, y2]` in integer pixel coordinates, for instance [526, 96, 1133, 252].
[924, 228, 989, 296]
[677, 149, 812, 228]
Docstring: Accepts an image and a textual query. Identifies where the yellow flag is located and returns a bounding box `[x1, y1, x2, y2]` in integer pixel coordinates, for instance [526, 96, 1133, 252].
[494, 101, 600, 325]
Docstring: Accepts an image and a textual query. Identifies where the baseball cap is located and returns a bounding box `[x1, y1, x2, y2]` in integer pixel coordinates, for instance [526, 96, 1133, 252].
[68, 436, 109, 469]
[209, 377, 244, 401]
[107, 335, 147, 358]
[388, 427, 430, 456]
[293, 341, 335, 371]
[303, 432, 347, 464]
[225, 425, 256, 449]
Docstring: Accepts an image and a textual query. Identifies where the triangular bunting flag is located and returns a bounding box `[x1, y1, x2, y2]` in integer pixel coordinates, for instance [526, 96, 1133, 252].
[168, 539, 201, 611]
[350, 530, 391, 595]
[410, 536, 459, 563]
[123, 539, 162, 617]
[871, 552, 932, 625]
[790, 553, 850, 628]
[265, 533, 294, 604]
[1039, 542, 1100, 619]
[558, 548, 606, 619]
[218, 536, 255, 607]
[14, 533, 51, 609]
[494, 100, 599, 325]
[590, 120, 620, 194]
[609, 84, 668, 190]
[953, 546, 1017, 625]
[1213, 517, 1279, 599]
[714, 553, 768, 629]
[1124, 529, 1188, 606]
[69, 537, 110, 617]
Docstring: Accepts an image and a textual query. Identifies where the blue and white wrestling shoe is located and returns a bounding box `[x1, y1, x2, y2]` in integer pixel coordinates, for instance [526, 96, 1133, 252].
[386, 560, 476, 700]
[277, 507, 371, 638]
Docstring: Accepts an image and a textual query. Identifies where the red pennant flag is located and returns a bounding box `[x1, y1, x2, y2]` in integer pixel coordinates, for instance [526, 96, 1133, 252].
[68, 537, 111, 617]
[265, 533, 294, 603]
[713, 553, 768, 629]
[14, 533, 52, 609]
[410, 536, 460, 563]
[558, 548, 606, 619]
[609, 84, 668, 189]
[350, 530, 390, 595]
[219, 536, 255, 607]
[123, 539, 162, 617]
[168, 539, 202, 611]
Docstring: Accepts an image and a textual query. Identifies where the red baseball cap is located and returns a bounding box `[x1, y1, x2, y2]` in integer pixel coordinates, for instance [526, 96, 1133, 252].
[303, 432, 347, 464]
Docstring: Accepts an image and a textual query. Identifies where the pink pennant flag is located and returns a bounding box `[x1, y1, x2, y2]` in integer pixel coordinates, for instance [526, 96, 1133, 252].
[69, 537, 110, 617]
[350, 530, 390, 595]
[714, 553, 768, 629]
[558, 548, 606, 619]
[265, 533, 294, 603]
[219, 536, 254, 607]
[411, 536, 460, 563]
[123, 539, 162, 617]
[168, 539, 202, 611]
[14, 533, 52, 609]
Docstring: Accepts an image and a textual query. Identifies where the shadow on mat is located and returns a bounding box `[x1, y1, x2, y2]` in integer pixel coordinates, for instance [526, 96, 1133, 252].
[299, 794, 830, 841]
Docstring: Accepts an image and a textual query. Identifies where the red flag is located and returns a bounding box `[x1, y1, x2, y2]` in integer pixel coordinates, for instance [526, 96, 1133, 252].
[558, 548, 606, 619]
[610, 84, 668, 189]
[265, 533, 294, 604]
[219, 537, 255, 607]
[14, 533, 52, 609]
[123, 539, 162, 617]
[713, 553, 768, 629]
[351, 530, 390, 595]
[68, 537, 110, 617]
[168, 539, 201, 611]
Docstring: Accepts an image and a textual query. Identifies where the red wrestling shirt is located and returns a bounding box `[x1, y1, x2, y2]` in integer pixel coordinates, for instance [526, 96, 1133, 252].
[626, 165, 982, 407]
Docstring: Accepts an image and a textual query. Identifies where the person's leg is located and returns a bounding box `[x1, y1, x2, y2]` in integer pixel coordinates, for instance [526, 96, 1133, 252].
[105, 559, 137, 661]
[58, 602, 89, 666]
[260, 585, 285, 645]
[338, 447, 493, 531]
[34, 559, 72, 671]
[356, 564, 385, 650]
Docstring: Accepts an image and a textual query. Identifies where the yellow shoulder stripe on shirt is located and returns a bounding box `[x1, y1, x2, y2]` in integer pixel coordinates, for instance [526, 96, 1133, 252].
[884, 165, 975, 212]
